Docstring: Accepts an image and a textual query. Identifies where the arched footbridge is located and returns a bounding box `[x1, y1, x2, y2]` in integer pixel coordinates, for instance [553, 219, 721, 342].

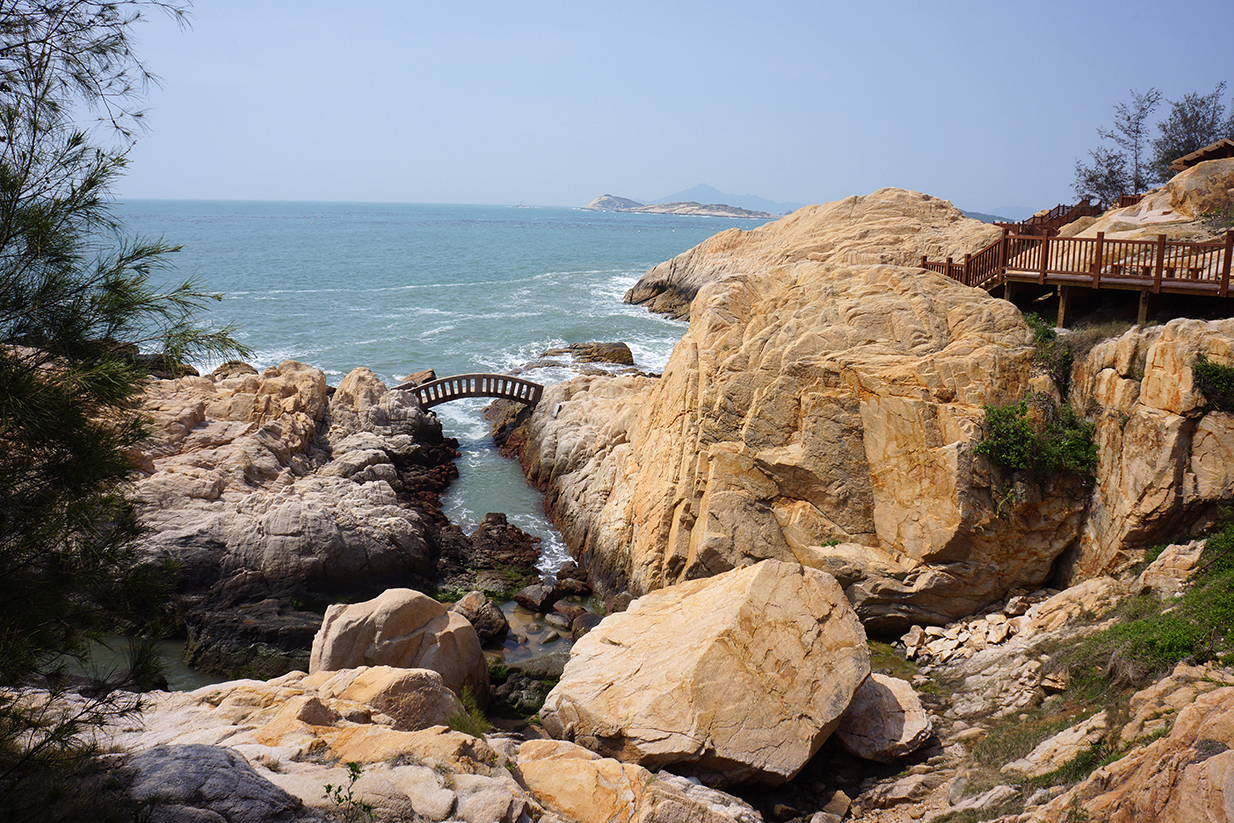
[394, 373, 544, 410]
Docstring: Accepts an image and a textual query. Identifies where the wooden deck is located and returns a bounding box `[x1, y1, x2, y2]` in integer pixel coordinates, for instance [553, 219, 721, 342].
[924, 229, 1234, 300]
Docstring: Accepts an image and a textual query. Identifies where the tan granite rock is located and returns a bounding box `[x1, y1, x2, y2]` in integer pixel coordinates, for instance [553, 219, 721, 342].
[1024, 577, 1125, 634]
[1119, 663, 1234, 747]
[299, 666, 462, 731]
[1134, 540, 1207, 599]
[539, 560, 869, 785]
[834, 673, 933, 763]
[96, 670, 762, 823]
[517, 739, 761, 823]
[1066, 319, 1234, 580]
[1002, 711, 1109, 778]
[1036, 686, 1234, 822]
[625, 188, 1001, 320]
[309, 588, 488, 703]
[519, 202, 1085, 628]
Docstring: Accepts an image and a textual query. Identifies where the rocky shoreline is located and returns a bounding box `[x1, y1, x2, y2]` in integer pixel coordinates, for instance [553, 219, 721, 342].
[21, 164, 1234, 821]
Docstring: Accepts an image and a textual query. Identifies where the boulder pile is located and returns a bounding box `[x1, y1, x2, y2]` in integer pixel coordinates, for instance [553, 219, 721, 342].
[129, 362, 462, 677]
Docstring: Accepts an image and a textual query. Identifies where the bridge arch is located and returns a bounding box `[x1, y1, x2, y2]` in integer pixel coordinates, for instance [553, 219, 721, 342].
[395, 373, 544, 410]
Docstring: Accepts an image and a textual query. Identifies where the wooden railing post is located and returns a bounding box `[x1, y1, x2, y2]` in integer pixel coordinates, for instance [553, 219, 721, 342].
[920, 255, 927, 269]
[1038, 235, 1050, 285]
[1221, 230, 1233, 298]
[1153, 234, 1167, 293]
[964, 253, 971, 285]
[946, 257, 953, 280]
[998, 230, 1009, 285]
[1091, 232, 1104, 288]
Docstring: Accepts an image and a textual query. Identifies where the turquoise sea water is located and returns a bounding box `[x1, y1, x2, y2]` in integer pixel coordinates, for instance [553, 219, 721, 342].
[119, 200, 764, 572]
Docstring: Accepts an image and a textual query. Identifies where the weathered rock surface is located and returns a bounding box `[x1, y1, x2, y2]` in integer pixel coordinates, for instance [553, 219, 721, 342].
[1001, 710, 1109, 778]
[124, 744, 326, 823]
[540, 560, 870, 785]
[513, 190, 1097, 628]
[90, 669, 765, 823]
[510, 185, 1234, 629]
[130, 362, 461, 676]
[1032, 685, 1234, 822]
[518, 739, 764, 823]
[1064, 318, 1234, 580]
[309, 588, 488, 703]
[834, 673, 933, 763]
[1074, 157, 1234, 242]
[434, 512, 541, 601]
[449, 590, 510, 644]
[624, 188, 1001, 319]
[1134, 539, 1206, 599]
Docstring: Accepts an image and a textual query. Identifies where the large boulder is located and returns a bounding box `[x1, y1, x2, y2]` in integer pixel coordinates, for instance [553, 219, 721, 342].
[124, 744, 325, 823]
[517, 740, 762, 823]
[539, 560, 870, 785]
[515, 187, 1234, 627]
[625, 187, 1001, 320]
[834, 673, 933, 763]
[309, 588, 488, 703]
[514, 190, 1084, 628]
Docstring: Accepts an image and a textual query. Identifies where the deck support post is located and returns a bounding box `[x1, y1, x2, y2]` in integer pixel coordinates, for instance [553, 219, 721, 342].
[1138, 290, 1153, 325]
[1056, 286, 1071, 329]
[1003, 280, 1016, 304]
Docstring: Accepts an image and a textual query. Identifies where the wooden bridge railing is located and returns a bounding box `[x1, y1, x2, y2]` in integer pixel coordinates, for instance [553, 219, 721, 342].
[993, 199, 1103, 238]
[922, 229, 1234, 298]
[395, 373, 544, 409]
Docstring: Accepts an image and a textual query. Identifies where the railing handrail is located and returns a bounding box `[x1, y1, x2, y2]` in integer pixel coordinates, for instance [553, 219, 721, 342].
[922, 229, 1234, 299]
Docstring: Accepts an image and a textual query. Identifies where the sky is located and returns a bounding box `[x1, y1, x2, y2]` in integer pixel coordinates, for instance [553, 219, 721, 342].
[116, 0, 1234, 215]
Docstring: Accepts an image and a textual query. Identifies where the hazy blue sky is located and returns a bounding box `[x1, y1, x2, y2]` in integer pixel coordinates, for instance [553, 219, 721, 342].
[118, 0, 1233, 214]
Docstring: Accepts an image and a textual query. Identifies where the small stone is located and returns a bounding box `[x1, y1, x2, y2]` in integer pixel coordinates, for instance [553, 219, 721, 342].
[514, 582, 558, 613]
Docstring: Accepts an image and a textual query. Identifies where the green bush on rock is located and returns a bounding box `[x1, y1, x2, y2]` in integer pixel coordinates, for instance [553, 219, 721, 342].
[1192, 355, 1234, 412]
[975, 396, 1098, 482]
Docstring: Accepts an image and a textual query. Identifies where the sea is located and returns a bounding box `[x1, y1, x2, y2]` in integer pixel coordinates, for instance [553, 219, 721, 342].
[118, 199, 765, 577]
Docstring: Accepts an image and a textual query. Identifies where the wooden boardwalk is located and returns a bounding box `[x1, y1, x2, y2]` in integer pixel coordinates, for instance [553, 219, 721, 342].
[923, 229, 1234, 323]
[394, 373, 544, 410]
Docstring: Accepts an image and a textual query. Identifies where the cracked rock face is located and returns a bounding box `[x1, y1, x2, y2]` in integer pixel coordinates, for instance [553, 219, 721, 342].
[130, 362, 457, 677]
[539, 560, 870, 786]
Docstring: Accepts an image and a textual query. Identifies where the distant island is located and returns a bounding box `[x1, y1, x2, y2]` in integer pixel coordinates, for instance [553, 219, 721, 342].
[584, 194, 773, 220]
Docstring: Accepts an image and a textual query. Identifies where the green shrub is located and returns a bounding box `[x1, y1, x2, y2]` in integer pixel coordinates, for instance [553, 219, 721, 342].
[1026, 313, 1074, 395]
[324, 761, 374, 823]
[975, 397, 1098, 482]
[447, 687, 491, 737]
[1193, 356, 1234, 412]
[1055, 522, 1234, 692]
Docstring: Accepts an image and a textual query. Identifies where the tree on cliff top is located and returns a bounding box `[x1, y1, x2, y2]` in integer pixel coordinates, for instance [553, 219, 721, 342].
[1148, 82, 1234, 183]
[1073, 88, 1160, 204]
[0, 3, 247, 818]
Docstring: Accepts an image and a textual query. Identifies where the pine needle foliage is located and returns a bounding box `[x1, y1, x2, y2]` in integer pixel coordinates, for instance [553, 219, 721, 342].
[0, 3, 249, 818]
